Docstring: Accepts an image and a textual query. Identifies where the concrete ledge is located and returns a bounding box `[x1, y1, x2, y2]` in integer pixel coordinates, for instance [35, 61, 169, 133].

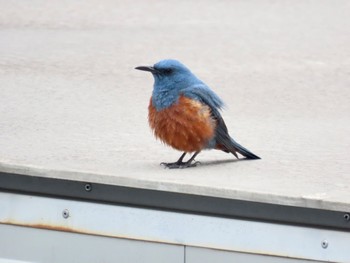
[1, 1, 350, 214]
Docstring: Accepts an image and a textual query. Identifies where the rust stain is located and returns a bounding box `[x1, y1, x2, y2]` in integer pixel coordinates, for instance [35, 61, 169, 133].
[1, 221, 302, 259]
[1, 220, 180, 246]
[1, 220, 84, 234]
[27, 223, 79, 233]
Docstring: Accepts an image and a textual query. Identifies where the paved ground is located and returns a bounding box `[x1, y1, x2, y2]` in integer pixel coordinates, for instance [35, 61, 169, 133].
[1, 1, 350, 211]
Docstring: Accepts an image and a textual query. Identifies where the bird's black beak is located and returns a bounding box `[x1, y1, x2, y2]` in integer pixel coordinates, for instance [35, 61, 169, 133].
[135, 66, 159, 73]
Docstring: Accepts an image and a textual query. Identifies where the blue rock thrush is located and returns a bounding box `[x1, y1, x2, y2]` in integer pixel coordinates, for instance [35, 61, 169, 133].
[136, 59, 260, 169]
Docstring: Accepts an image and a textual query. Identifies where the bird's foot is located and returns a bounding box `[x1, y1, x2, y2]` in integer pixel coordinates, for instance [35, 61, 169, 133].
[160, 161, 201, 169]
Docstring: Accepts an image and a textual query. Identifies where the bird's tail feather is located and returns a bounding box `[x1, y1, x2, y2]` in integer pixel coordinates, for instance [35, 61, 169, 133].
[229, 138, 260, 160]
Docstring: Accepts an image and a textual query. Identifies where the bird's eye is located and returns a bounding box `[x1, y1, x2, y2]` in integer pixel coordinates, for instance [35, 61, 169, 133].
[163, 68, 173, 74]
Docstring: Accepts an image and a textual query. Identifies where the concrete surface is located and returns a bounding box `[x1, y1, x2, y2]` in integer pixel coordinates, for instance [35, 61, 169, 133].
[0, 1, 349, 211]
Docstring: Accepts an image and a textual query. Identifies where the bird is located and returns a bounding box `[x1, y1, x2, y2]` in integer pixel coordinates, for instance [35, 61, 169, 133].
[135, 59, 260, 169]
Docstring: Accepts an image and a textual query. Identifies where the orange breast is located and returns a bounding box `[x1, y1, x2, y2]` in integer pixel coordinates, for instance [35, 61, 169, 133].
[148, 95, 215, 152]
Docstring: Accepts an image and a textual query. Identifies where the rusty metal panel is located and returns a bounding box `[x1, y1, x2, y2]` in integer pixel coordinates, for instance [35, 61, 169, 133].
[0, 224, 184, 263]
[1, 191, 350, 262]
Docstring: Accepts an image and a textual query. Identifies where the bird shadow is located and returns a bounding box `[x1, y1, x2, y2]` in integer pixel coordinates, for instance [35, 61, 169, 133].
[195, 158, 254, 168]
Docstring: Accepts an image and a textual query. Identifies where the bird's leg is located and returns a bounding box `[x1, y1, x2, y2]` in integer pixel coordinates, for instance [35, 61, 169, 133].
[185, 151, 200, 165]
[161, 151, 201, 169]
[176, 152, 187, 163]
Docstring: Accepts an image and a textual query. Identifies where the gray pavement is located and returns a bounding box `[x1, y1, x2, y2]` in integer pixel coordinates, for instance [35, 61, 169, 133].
[1, 1, 350, 211]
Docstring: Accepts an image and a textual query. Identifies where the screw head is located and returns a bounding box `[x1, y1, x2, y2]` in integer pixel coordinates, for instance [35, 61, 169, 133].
[344, 213, 350, 221]
[62, 209, 69, 219]
[85, 183, 92, 192]
[321, 240, 328, 249]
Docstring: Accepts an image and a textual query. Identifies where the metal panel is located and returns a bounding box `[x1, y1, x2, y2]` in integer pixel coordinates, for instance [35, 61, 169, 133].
[0, 224, 183, 263]
[1, 192, 349, 262]
[186, 247, 320, 263]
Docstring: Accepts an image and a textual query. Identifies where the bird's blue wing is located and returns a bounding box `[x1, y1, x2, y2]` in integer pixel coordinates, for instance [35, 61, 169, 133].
[182, 84, 224, 112]
[181, 84, 237, 153]
[182, 84, 260, 159]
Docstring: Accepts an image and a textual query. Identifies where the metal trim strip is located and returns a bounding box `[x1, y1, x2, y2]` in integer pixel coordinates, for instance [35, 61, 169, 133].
[0, 172, 349, 231]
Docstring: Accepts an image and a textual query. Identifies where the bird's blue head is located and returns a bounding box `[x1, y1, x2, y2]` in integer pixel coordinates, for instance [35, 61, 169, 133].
[136, 59, 202, 110]
[136, 59, 199, 87]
